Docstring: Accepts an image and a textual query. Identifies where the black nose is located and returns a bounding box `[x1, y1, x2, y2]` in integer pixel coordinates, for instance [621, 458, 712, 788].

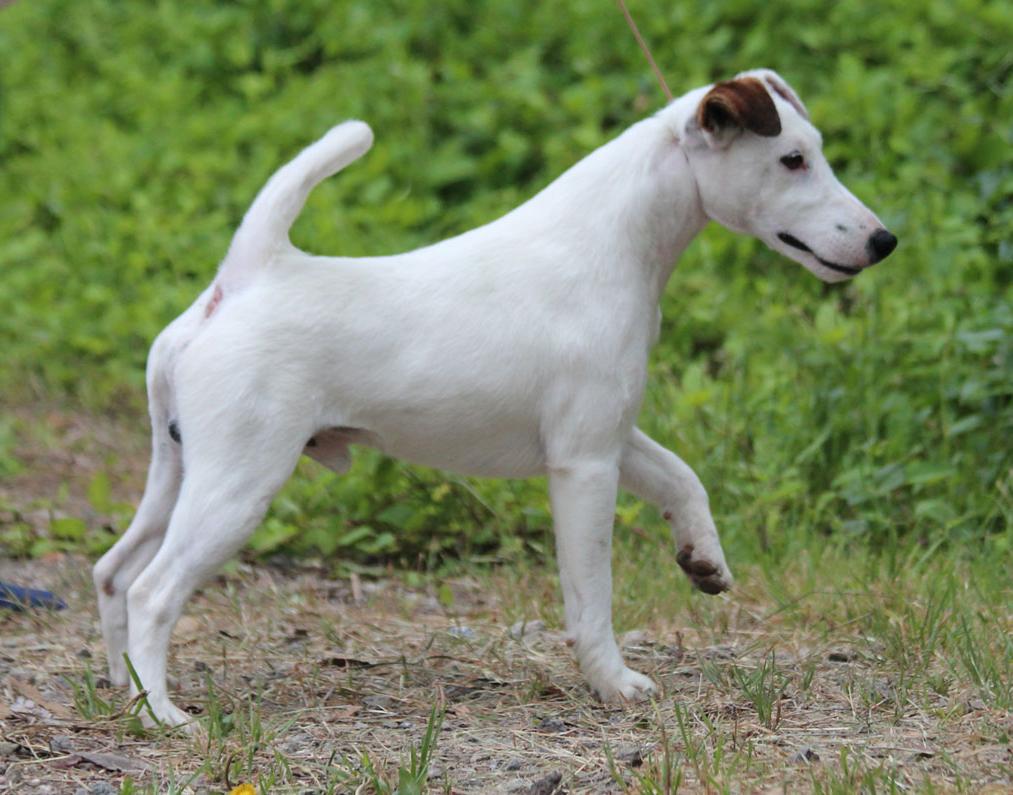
[867, 229, 898, 263]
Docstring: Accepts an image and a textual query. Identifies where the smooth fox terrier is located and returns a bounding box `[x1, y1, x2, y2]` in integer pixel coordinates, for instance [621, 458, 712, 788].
[94, 69, 896, 727]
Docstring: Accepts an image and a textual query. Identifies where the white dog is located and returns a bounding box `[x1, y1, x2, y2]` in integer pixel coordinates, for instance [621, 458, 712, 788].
[93, 69, 896, 727]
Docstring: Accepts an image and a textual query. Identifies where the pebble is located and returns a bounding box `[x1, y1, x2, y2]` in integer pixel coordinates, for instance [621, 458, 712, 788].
[49, 735, 76, 753]
[614, 744, 644, 767]
[280, 732, 315, 754]
[448, 626, 476, 640]
[363, 694, 394, 710]
[620, 629, 648, 647]
[536, 716, 567, 733]
[509, 619, 546, 639]
[790, 746, 820, 764]
[527, 771, 563, 794]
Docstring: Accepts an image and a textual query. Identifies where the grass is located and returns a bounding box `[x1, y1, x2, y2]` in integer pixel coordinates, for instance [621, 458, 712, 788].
[1, 530, 1009, 793]
[0, 0, 1009, 567]
[345, 705, 446, 795]
[3, 410, 1006, 791]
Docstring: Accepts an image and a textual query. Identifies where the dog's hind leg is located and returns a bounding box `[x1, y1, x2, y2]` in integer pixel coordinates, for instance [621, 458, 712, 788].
[123, 426, 305, 728]
[93, 350, 183, 686]
[619, 427, 732, 594]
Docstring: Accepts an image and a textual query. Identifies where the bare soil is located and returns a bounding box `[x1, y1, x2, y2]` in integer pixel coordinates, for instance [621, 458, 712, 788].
[1, 407, 1010, 792]
[1, 554, 1010, 793]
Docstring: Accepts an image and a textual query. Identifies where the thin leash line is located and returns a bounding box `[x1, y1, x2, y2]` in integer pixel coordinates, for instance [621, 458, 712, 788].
[614, 0, 673, 102]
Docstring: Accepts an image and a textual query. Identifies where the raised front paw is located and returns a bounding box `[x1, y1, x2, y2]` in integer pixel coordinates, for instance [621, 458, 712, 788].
[677, 544, 733, 595]
[590, 666, 657, 703]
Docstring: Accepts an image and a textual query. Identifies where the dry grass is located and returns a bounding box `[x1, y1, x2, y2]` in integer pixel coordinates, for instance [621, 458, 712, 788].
[1, 406, 1009, 792]
[1, 550, 1010, 794]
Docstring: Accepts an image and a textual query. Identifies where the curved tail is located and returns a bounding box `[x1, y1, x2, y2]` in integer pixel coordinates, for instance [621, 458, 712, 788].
[218, 120, 374, 290]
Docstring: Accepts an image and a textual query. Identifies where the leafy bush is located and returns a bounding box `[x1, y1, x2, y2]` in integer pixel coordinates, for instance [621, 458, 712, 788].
[0, 0, 1009, 563]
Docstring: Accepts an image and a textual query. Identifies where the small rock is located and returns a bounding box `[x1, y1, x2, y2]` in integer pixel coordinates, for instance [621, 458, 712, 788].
[790, 747, 820, 764]
[363, 694, 394, 711]
[76, 649, 92, 660]
[528, 771, 563, 795]
[536, 716, 567, 733]
[448, 626, 476, 640]
[503, 757, 524, 771]
[509, 619, 546, 639]
[193, 660, 210, 673]
[279, 732, 315, 755]
[620, 630, 648, 648]
[614, 744, 643, 767]
[49, 735, 76, 753]
[89, 783, 119, 795]
[0, 741, 19, 758]
[427, 764, 444, 779]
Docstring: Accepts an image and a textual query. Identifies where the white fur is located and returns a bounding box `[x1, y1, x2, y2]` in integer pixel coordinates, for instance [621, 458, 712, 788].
[93, 70, 894, 727]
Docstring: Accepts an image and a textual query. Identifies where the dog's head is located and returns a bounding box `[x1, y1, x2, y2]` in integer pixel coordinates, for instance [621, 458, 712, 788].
[671, 69, 896, 282]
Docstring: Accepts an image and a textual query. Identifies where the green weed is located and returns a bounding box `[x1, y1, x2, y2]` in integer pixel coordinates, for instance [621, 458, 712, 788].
[327, 704, 446, 794]
[67, 664, 115, 720]
[729, 652, 788, 729]
[0, 0, 1009, 566]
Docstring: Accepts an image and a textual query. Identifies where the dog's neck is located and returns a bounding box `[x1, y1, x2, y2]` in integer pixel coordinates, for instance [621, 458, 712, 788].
[508, 110, 709, 306]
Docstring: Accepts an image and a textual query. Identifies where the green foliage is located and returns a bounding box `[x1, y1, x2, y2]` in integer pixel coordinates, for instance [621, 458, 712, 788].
[0, 0, 1009, 563]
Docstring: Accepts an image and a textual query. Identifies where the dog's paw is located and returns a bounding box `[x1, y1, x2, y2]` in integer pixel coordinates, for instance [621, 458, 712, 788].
[591, 667, 657, 703]
[107, 657, 130, 689]
[138, 697, 195, 733]
[677, 544, 733, 595]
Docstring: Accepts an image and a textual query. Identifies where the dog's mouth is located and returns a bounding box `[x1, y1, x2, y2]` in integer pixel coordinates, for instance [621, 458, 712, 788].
[777, 233, 861, 277]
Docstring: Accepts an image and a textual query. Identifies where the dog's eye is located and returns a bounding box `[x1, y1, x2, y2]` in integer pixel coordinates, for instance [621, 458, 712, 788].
[780, 152, 805, 171]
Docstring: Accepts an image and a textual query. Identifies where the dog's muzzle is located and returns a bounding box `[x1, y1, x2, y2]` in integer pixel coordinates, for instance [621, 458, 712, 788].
[776, 232, 861, 276]
[777, 228, 898, 276]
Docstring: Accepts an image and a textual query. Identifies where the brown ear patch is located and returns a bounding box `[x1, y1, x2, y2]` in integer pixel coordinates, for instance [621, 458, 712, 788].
[698, 77, 781, 137]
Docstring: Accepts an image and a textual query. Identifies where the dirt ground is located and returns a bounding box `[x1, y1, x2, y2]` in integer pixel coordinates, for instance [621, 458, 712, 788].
[1, 409, 1010, 792]
[2, 553, 1010, 794]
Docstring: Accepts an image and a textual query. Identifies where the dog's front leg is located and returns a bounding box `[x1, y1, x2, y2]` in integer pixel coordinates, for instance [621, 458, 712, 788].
[620, 427, 732, 593]
[548, 460, 657, 701]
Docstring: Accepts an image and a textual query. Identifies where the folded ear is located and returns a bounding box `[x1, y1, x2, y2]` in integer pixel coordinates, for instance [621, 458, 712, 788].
[737, 68, 809, 120]
[694, 76, 781, 148]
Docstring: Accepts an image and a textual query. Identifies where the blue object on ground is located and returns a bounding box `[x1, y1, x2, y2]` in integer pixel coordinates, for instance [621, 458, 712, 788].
[0, 582, 67, 611]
